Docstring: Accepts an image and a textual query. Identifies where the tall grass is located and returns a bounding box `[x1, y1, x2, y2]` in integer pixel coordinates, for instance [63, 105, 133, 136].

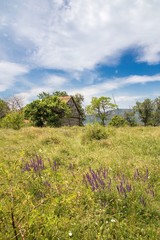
[0, 126, 160, 239]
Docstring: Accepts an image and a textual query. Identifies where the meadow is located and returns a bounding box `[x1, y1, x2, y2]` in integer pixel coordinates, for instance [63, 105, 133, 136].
[0, 125, 160, 239]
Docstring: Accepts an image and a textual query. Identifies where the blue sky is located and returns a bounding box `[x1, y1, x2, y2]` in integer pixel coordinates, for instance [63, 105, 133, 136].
[0, 0, 160, 108]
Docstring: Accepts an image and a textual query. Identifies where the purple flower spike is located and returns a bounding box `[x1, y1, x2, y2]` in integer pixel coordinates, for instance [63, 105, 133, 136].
[22, 155, 45, 172]
[126, 184, 132, 192]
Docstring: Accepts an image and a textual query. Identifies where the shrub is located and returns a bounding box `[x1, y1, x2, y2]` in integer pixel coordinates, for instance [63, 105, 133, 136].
[82, 123, 108, 142]
[0, 111, 24, 130]
[109, 115, 127, 127]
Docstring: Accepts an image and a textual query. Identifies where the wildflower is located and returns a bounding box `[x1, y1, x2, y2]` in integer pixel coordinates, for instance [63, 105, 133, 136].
[111, 219, 116, 223]
[68, 231, 72, 237]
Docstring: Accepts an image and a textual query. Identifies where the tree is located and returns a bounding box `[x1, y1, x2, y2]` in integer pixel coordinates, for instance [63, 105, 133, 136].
[53, 91, 68, 97]
[37, 92, 51, 99]
[133, 99, 154, 126]
[38, 91, 68, 99]
[152, 97, 160, 126]
[37, 91, 85, 125]
[0, 99, 9, 118]
[86, 96, 117, 126]
[7, 96, 23, 111]
[24, 95, 70, 127]
[109, 115, 127, 127]
[124, 111, 137, 126]
[73, 93, 85, 125]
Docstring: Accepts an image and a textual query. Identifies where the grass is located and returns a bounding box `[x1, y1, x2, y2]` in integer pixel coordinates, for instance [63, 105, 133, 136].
[0, 126, 160, 239]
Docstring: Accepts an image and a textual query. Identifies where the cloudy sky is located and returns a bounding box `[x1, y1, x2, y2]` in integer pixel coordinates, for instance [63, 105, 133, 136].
[0, 0, 160, 108]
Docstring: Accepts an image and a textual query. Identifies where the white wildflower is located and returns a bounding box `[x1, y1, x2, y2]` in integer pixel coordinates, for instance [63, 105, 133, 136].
[68, 231, 73, 237]
[111, 219, 116, 223]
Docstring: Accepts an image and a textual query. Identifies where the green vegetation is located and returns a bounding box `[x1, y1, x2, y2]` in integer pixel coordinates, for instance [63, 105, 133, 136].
[109, 115, 127, 127]
[0, 126, 160, 239]
[134, 97, 160, 126]
[0, 98, 9, 118]
[0, 111, 24, 130]
[86, 96, 117, 126]
[82, 123, 109, 142]
[24, 91, 85, 127]
[73, 93, 86, 125]
[24, 95, 70, 127]
[124, 111, 137, 127]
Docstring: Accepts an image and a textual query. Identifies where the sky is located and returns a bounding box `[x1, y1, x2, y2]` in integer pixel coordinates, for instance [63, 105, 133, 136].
[0, 0, 160, 108]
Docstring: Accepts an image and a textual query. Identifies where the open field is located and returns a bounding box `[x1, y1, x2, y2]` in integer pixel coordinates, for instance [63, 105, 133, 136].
[0, 126, 160, 239]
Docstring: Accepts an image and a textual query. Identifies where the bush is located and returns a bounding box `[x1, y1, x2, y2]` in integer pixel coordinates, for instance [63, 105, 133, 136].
[0, 111, 24, 130]
[82, 123, 108, 142]
[109, 115, 127, 127]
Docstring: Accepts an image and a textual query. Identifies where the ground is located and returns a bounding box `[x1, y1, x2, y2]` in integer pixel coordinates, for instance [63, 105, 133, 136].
[0, 126, 160, 239]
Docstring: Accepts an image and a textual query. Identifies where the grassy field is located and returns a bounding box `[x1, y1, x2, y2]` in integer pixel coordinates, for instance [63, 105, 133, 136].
[0, 125, 160, 239]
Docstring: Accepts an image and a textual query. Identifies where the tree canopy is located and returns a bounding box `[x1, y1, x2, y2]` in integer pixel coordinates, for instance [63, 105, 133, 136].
[133, 97, 160, 126]
[152, 97, 160, 126]
[24, 95, 70, 127]
[86, 96, 117, 126]
[134, 99, 154, 126]
[73, 93, 85, 125]
[0, 99, 9, 118]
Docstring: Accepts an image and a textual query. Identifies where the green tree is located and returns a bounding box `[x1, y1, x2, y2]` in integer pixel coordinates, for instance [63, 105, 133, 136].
[73, 93, 85, 125]
[134, 99, 154, 126]
[124, 111, 137, 126]
[24, 95, 70, 127]
[109, 115, 127, 127]
[38, 91, 68, 99]
[53, 91, 68, 97]
[86, 96, 117, 126]
[37, 91, 85, 125]
[37, 92, 51, 99]
[152, 97, 160, 126]
[0, 99, 9, 118]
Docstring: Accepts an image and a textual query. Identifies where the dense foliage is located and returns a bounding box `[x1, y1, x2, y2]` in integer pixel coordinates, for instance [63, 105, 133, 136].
[134, 97, 160, 126]
[109, 115, 127, 127]
[0, 111, 24, 130]
[73, 93, 85, 125]
[24, 96, 70, 127]
[0, 126, 160, 239]
[0, 98, 9, 118]
[26, 91, 85, 127]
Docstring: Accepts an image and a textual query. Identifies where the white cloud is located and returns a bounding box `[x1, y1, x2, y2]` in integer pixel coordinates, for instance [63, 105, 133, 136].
[68, 74, 160, 105]
[16, 74, 69, 104]
[0, 61, 29, 92]
[16, 73, 160, 108]
[1, 0, 160, 70]
[44, 75, 68, 87]
[115, 95, 144, 108]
